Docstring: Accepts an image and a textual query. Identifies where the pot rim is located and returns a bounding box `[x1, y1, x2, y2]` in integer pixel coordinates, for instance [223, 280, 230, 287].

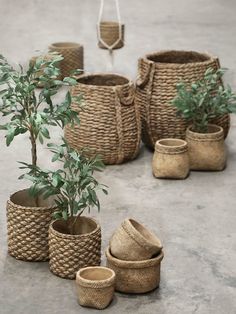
[76, 266, 115, 288]
[155, 138, 187, 148]
[49, 42, 82, 49]
[143, 50, 217, 67]
[8, 189, 57, 211]
[105, 247, 164, 269]
[99, 21, 124, 26]
[49, 216, 100, 239]
[186, 124, 224, 140]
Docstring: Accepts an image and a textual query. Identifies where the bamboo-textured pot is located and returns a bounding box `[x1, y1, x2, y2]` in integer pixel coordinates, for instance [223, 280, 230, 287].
[106, 247, 164, 294]
[49, 217, 101, 279]
[110, 218, 162, 261]
[152, 138, 189, 179]
[7, 189, 56, 261]
[76, 266, 116, 309]
[186, 124, 226, 171]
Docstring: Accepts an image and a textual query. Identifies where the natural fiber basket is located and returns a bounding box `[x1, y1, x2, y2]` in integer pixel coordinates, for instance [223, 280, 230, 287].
[76, 266, 115, 309]
[110, 218, 162, 261]
[106, 247, 164, 293]
[136, 50, 230, 148]
[65, 73, 141, 165]
[97, 21, 124, 49]
[49, 42, 84, 78]
[6, 189, 56, 261]
[49, 217, 101, 279]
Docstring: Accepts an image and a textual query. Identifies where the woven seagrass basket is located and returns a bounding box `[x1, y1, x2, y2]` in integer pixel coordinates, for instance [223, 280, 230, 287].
[106, 247, 164, 294]
[65, 73, 141, 165]
[49, 217, 101, 279]
[76, 266, 115, 309]
[49, 42, 84, 78]
[135, 50, 230, 149]
[7, 189, 56, 261]
[97, 21, 124, 49]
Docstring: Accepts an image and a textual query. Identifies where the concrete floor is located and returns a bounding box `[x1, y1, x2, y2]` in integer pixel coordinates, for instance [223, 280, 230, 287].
[0, 0, 236, 313]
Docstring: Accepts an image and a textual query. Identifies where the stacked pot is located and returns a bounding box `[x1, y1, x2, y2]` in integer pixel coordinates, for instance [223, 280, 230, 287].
[106, 218, 164, 294]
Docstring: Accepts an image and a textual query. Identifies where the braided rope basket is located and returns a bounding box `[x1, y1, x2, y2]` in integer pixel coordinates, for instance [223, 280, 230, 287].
[49, 217, 101, 279]
[7, 189, 56, 261]
[65, 73, 141, 165]
[135, 50, 230, 149]
[49, 42, 84, 78]
[98, 21, 124, 49]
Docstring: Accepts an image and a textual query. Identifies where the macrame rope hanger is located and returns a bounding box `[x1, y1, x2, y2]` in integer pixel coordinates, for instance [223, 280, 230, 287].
[97, 0, 123, 70]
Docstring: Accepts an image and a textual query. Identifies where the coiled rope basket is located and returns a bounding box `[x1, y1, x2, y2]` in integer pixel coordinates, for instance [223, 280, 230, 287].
[135, 50, 230, 149]
[65, 73, 141, 164]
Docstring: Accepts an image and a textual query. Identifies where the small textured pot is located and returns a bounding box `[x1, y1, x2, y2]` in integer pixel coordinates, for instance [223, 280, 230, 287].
[6, 189, 56, 261]
[152, 138, 189, 179]
[49, 42, 84, 78]
[110, 218, 162, 261]
[98, 21, 125, 50]
[49, 217, 101, 279]
[76, 266, 115, 309]
[106, 247, 164, 293]
[186, 124, 226, 171]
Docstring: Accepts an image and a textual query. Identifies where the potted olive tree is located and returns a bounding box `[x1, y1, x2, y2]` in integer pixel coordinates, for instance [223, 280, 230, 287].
[21, 139, 107, 279]
[171, 68, 236, 170]
[0, 54, 81, 261]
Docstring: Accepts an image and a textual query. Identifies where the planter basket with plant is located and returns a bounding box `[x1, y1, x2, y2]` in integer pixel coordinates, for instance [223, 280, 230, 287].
[0, 54, 81, 261]
[171, 68, 236, 170]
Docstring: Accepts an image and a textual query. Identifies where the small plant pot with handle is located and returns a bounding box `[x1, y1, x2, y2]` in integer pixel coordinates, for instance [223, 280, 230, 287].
[110, 218, 162, 261]
[152, 138, 189, 179]
[7, 189, 56, 261]
[106, 247, 164, 293]
[76, 266, 116, 309]
[186, 124, 226, 171]
[49, 216, 101, 279]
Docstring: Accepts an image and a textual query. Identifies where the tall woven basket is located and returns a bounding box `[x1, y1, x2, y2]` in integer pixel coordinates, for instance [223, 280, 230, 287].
[7, 189, 55, 261]
[135, 50, 230, 149]
[65, 73, 141, 165]
[97, 21, 124, 49]
[49, 217, 101, 279]
[49, 42, 84, 78]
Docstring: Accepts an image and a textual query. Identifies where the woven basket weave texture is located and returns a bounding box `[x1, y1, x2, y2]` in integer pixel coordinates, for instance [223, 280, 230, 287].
[98, 21, 124, 49]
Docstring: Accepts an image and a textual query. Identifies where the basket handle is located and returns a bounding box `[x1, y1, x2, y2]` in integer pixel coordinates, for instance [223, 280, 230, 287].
[136, 58, 154, 88]
[97, 0, 123, 51]
[115, 83, 135, 106]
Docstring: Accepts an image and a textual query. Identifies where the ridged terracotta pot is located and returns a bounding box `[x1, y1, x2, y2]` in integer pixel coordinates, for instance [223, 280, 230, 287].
[49, 42, 84, 78]
[106, 247, 164, 293]
[152, 138, 189, 179]
[76, 266, 116, 309]
[110, 218, 162, 261]
[186, 124, 226, 171]
[49, 217, 101, 279]
[7, 189, 56, 261]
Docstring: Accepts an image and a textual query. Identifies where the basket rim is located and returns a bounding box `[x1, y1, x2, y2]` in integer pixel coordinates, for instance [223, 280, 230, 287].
[155, 138, 188, 149]
[8, 189, 57, 211]
[186, 123, 224, 139]
[49, 42, 82, 49]
[76, 266, 115, 288]
[142, 50, 218, 67]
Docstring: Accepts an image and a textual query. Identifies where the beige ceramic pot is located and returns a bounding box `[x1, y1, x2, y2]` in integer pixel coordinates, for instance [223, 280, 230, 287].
[76, 266, 115, 309]
[152, 138, 189, 179]
[186, 124, 226, 171]
[110, 218, 162, 261]
[106, 247, 164, 293]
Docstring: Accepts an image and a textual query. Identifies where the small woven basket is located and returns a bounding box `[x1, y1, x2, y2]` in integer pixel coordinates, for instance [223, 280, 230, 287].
[65, 73, 141, 165]
[110, 218, 162, 261]
[97, 21, 124, 49]
[135, 50, 230, 148]
[106, 247, 164, 293]
[49, 217, 101, 279]
[7, 189, 55, 261]
[49, 42, 84, 78]
[76, 266, 115, 309]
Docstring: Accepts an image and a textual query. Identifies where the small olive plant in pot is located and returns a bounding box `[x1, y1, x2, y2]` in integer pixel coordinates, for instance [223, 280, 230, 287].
[0, 54, 81, 261]
[22, 139, 107, 279]
[171, 68, 236, 171]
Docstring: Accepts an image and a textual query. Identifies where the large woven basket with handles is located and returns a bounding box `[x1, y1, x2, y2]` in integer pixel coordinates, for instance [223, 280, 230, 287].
[135, 50, 230, 149]
[65, 73, 141, 165]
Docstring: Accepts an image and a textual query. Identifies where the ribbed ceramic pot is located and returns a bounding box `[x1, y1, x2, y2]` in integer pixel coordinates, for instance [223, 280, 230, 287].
[110, 218, 162, 261]
[152, 138, 189, 179]
[186, 124, 226, 171]
[76, 266, 116, 309]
